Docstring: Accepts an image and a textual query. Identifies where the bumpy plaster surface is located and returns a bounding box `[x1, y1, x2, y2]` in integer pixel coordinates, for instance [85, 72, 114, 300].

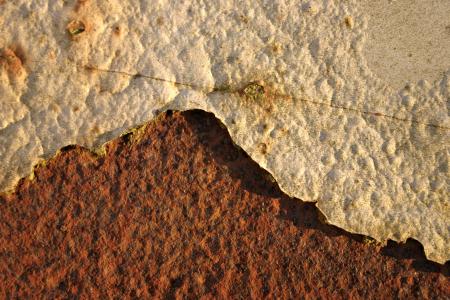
[0, 0, 448, 263]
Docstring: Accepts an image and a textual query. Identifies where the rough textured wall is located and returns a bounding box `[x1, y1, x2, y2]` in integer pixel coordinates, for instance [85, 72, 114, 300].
[1, 111, 448, 298]
[0, 0, 449, 263]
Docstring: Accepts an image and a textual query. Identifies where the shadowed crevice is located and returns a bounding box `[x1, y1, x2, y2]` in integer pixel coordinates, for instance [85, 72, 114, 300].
[182, 109, 449, 275]
[0, 109, 448, 298]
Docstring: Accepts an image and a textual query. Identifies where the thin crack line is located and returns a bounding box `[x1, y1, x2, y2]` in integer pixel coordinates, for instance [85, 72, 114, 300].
[85, 65, 449, 131]
[292, 97, 449, 130]
[84, 65, 213, 93]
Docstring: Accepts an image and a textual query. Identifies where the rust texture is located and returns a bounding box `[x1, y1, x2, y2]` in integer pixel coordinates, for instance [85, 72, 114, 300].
[0, 47, 26, 79]
[0, 111, 449, 298]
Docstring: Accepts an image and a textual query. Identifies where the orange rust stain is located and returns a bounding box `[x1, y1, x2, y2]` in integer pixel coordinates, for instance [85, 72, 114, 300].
[12, 44, 27, 66]
[0, 46, 26, 78]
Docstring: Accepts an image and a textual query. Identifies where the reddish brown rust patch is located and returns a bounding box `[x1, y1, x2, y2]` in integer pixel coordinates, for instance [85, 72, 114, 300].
[0, 47, 26, 78]
[0, 111, 448, 298]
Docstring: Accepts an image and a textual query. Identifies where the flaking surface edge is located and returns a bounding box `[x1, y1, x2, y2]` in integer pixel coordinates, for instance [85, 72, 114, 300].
[0, 0, 449, 263]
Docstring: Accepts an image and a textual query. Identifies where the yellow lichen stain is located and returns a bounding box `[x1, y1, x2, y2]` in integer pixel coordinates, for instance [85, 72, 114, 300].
[242, 82, 266, 102]
[66, 20, 86, 39]
[120, 123, 149, 146]
[237, 80, 292, 115]
[362, 236, 380, 246]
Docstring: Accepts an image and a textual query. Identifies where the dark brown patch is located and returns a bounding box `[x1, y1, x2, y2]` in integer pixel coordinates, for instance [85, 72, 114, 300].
[83, 65, 98, 73]
[344, 16, 354, 29]
[113, 25, 121, 36]
[271, 42, 282, 54]
[259, 143, 267, 155]
[156, 16, 164, 26]
[239, 14, 249, 24]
